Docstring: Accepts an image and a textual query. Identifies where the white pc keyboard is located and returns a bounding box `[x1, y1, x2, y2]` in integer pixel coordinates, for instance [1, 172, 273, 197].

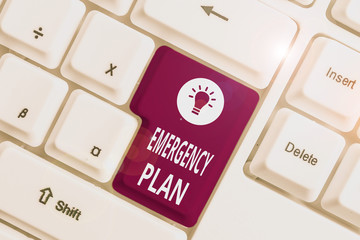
[0, 0, 359, 239]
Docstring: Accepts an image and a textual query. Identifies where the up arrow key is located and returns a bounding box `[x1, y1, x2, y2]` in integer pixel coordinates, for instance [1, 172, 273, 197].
[201, 6, 229, 21]
[39, 187, 53, 205]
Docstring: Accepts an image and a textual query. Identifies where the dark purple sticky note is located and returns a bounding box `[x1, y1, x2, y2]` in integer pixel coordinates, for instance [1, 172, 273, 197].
[113, 46, 259, 227]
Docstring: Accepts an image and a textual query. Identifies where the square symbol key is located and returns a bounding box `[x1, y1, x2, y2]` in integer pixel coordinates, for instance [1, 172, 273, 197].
[112, 47, 259, 226]
[45, 90, 138, 182]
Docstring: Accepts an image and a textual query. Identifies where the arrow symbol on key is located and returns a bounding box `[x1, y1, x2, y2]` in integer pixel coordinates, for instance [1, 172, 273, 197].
[39, 187, 53, 205]
[201, 6, 229, 21]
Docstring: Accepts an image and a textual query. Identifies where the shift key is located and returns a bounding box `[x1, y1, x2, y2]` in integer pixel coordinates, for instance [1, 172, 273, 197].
[113, 46, 259, 227]
[0, 141, 186, 240]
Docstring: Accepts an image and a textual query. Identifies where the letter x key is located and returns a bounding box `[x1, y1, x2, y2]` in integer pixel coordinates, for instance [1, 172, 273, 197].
[105, 63, 117, 76]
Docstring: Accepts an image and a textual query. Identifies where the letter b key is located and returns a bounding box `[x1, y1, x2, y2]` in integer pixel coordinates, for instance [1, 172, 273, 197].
[18, 108, 29, 118]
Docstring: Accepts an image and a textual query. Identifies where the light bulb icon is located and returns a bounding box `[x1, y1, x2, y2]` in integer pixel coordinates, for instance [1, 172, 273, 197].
[189, 85, 216, 115]
[177, 78, 224, 126]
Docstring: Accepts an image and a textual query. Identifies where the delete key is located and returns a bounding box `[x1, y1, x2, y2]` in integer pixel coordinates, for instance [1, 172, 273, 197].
[113, 47, 259, 227]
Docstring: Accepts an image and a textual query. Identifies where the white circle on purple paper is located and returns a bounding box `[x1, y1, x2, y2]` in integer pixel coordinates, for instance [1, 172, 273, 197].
[177, 78, 224, 126]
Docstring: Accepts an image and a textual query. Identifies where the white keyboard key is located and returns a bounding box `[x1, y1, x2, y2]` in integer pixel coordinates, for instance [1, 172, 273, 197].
[0, 54, 68, 146]
[0, 0, 85, 68]
[88, 0, 133, 16]
[0, 223, 31, 240]
[131, 0, 296, 89]
[61, 11, 154, 105]
[0, 141, 186, 240]
[45, 90, 138, 182]
[322, 144, 360, 227]
[292, 0, 314, 6]
[332, 0, 360, 32]
[286, 37, 360, 132]
[250, 108, 345, 202]
[193, 153, 360, 240]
